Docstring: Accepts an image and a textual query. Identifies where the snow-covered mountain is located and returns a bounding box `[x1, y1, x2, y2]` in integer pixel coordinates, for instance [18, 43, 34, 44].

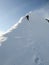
[0, 9, 49, 65]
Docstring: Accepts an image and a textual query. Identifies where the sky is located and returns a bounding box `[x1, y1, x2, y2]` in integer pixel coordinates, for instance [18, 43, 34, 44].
[0, 0, 49, 35]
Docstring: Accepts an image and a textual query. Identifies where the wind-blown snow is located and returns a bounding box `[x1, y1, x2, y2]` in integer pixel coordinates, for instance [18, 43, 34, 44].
[0, 8, 49, 65]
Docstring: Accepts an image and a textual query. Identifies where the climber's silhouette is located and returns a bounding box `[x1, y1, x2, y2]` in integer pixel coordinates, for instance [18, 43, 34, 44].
[26, 15, 29, 21]
[45, 19, 49, 23]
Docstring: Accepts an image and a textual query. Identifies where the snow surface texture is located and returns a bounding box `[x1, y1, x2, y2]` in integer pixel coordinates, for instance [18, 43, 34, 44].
[0, 9, 49, 65]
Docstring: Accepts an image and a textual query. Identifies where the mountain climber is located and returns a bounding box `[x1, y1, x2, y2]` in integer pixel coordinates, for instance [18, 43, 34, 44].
[45, 18, 49, 23]
[26, 15, 29, 21]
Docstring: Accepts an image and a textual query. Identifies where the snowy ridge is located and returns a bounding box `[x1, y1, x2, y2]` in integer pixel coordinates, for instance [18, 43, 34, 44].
[0, 9, 49, 65]
[3, 11, 32, 35]
[3, 17, 24, 35]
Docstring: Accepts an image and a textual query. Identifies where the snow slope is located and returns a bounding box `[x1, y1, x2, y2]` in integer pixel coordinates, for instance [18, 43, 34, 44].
[0, 9, 49, 65]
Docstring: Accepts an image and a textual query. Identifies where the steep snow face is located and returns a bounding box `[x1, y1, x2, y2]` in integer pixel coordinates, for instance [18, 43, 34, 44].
[0, 10, 49, 65]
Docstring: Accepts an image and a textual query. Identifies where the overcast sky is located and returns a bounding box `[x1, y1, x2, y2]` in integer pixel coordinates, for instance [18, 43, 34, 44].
[0, 0, 49, 33]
